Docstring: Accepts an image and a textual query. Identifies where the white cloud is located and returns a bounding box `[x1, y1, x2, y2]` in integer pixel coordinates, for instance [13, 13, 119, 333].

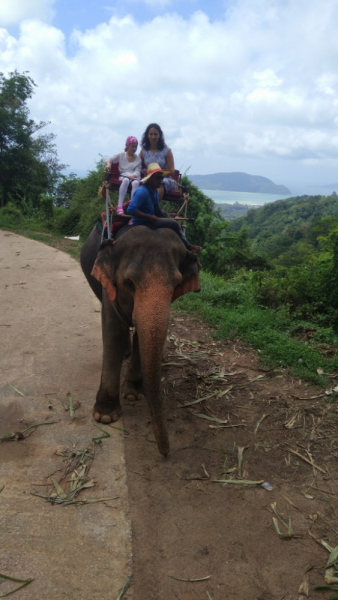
[1, 0, 338, 185]
[253, 69, 282, 88]
[0, 0, 54, 26]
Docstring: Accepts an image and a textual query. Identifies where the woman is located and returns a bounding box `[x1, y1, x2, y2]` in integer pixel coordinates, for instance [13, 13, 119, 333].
[140, 123, 176, 201]
[106, 136, 142, 215]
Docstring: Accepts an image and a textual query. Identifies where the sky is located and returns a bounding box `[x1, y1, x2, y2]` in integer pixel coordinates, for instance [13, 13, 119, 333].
[1, 0, 338, 194]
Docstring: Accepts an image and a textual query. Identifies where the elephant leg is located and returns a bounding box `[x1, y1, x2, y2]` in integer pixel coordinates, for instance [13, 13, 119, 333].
[122, 331, 145, 401]
[94, 295, 130, 423]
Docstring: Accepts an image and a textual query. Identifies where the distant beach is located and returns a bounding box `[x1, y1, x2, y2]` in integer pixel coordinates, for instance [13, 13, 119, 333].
[201, 189, 292, 206]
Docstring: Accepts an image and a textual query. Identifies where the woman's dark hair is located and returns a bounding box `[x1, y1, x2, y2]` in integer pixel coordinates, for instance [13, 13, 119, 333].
[141, 123, 166, 150]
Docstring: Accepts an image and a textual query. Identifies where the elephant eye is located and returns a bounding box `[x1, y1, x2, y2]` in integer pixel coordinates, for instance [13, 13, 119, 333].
[124, 278, 135, 293]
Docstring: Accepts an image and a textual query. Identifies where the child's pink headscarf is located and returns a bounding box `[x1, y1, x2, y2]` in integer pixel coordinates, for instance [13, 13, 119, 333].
[125, 136, 138, 151]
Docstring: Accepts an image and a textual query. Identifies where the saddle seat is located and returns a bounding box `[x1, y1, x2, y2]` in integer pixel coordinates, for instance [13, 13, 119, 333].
[104, 162, 186, 203]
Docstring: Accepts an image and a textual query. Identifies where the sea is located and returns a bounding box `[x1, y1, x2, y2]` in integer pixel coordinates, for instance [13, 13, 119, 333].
[201, 186, 338, 206]
[201, 190, 290, 206]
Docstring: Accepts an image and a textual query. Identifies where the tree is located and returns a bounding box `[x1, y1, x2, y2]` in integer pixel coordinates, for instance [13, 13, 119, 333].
[54, 173, 81, 208]
[0, 70, 65, 210]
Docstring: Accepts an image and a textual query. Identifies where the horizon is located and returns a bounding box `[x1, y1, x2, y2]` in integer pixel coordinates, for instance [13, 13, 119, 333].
[2, 0, 338, 190]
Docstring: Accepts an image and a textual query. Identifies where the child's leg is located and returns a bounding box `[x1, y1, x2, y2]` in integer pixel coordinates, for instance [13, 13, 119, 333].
[131, 180, 139, 199]
[117, 178, 130, 213]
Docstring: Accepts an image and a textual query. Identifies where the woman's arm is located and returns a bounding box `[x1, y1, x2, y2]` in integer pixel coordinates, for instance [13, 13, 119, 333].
[139, 150, 147, 175]
[132, 157, 142, 179]
[165, 149, 175, 177]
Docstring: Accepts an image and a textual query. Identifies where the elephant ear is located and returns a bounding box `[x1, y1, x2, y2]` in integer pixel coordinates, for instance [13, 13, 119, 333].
[91, 241, 117, 302]
[172, 250, 201, 302]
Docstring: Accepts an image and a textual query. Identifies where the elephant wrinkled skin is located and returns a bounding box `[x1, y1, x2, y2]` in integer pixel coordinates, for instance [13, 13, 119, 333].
[80, 225, 200, 455]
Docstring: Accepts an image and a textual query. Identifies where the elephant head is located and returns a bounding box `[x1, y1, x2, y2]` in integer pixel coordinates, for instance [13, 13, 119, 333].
[90, 226, 200, 455]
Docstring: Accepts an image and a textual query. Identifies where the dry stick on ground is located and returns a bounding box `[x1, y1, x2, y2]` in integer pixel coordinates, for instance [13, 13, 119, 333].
[213, 478, 264, 486]
[271, 502, 294, 539]
[169, 575, 211, 582]
[254, 413, 269, 436]
[291, 394, 325, 401]
[288, 448, 326, 474]
[7, 383, 24, 396]
[237, 446, 248, 478]
[313, 487, 338, 498]
[31, 440, 116, 506]
[178, 393, 216, 408]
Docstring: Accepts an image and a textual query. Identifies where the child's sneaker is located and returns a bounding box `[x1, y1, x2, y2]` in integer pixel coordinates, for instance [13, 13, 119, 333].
[116, 206, 124, 216]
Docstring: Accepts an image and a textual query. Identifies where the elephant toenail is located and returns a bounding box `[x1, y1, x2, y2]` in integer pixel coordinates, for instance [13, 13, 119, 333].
[101, 415, 112, 424]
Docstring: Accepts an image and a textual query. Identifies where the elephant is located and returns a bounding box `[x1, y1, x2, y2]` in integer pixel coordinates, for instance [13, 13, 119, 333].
[80, 224, 200, 456]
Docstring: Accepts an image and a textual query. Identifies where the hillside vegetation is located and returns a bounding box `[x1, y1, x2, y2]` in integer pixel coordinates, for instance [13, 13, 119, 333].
[228, 194, 338, 265]
[190, 172, 290, 194]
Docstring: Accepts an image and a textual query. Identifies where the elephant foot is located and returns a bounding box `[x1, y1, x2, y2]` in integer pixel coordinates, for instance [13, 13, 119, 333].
[121, 379, 145, 402]
[93, 397, 121, 424]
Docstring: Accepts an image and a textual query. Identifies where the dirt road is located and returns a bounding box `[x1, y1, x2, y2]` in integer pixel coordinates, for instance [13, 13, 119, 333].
[1, 231, 338, 600]
[0, 231, 131, 600]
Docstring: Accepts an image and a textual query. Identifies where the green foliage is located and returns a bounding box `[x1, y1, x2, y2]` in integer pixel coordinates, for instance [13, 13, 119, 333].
[0, 70, 65, 210]
[38, 194, 54, 223]
[229, 194, 338, 264]
[53, 205, 82, 236]
[54, 173, 81, 208]
[0, 202, 23, 229]
[57, 163, 106, 237]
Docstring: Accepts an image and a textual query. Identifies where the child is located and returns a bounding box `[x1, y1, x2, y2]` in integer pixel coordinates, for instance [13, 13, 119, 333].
[105, 136, 142, 215]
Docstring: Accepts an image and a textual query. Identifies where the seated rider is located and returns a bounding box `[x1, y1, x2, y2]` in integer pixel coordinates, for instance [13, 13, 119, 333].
[105, 136, 142, 215]
[126, 163, 202, 253]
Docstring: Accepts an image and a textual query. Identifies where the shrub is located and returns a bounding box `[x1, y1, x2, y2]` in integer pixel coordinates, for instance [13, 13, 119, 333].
[0, 203, 23, 230]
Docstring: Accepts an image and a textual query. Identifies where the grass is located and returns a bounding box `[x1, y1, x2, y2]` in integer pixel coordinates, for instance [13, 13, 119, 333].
[175, 271, 338, 384]
[1, 222, 81, 261]
[2, 221, 338, 385]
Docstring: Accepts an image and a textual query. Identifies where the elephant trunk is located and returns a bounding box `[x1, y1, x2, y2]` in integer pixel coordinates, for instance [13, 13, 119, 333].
[133, 285, 173, 456]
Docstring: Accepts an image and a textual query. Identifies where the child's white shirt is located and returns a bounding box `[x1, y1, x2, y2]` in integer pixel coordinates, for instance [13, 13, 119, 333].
[109, 152, 142, 179]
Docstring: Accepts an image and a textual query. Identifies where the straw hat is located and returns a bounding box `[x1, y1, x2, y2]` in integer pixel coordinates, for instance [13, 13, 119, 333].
[140, 162, 171, 183]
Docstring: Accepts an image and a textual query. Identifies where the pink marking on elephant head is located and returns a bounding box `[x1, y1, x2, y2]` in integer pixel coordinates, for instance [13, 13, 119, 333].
[91, 262, 116, 302]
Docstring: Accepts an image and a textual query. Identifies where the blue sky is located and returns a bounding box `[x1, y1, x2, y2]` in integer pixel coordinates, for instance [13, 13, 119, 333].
[50, 0, 231, 37]
[1, 0, 338, 193]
